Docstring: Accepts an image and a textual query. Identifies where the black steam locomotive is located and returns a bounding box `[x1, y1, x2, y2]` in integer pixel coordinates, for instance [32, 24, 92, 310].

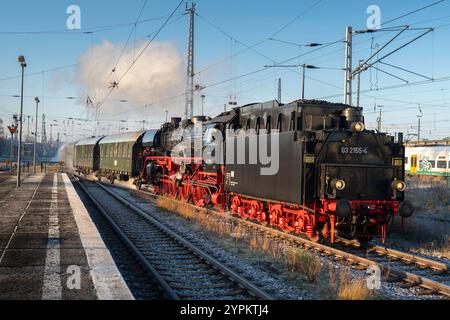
[141, 99, 414, 244]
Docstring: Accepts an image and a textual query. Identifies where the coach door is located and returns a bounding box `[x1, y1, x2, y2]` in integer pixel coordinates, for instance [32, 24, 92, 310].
[411, 155, 418, 174]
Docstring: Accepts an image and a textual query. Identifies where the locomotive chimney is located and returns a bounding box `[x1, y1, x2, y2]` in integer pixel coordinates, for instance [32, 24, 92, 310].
[171, 117, 182, 126]
[343, 107, 364, 129]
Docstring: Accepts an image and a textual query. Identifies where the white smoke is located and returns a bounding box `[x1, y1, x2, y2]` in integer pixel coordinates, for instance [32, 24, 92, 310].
[76, 40, 185, 124]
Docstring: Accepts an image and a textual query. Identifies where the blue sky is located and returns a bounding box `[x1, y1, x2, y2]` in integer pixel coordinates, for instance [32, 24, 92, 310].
[0, 0, 449, 141]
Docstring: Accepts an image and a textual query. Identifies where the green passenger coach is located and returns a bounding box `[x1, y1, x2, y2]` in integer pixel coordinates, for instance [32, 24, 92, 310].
[98, 131, 147, 183]
[74, 136, 104, 174]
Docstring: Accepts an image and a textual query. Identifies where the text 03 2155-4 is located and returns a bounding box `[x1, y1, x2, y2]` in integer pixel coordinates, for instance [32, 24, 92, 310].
[340, 146, 369, 155]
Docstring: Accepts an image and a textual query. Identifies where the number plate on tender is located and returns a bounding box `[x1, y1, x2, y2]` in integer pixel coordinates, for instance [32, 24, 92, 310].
[340, 146, 369, 155]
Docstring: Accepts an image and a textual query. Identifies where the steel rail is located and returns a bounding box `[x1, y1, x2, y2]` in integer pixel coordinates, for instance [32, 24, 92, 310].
[136, 192, 450, 297]
[93, 180, 273, 300]
[78, 176, 450, 298]
[74, 176, 179, 300]
[335, 237, 449, 273]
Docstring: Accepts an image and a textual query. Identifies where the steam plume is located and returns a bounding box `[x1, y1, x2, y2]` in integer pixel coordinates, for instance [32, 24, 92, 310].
[76, 40, 185, 124]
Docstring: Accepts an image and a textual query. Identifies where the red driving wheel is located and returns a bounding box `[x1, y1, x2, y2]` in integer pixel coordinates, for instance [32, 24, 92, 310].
[180, 184, 192, 203]
[168, 183, 178, 199]
[192, 186, 208, 207]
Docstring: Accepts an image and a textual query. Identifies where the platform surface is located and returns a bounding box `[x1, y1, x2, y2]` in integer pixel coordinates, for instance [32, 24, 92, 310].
[0, 173, 133, 300]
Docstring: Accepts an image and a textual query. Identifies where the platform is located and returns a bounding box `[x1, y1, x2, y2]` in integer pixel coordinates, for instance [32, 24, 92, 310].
[0, 172, 133, 300]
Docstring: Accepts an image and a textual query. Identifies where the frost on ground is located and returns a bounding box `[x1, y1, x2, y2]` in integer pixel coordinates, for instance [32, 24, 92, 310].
[388, 175, 450, 260]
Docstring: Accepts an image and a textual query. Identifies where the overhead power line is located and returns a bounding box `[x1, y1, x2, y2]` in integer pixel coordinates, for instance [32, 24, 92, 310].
[383, 0, 447, 26]
[110, 0, 149, 78]
[95, 0, 185, 118]
[0, 14, 185, 83]
[0, 14, 171, 35]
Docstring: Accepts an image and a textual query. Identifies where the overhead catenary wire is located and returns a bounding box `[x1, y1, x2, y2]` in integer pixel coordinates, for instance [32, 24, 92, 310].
[108, 0, 150, 83]
[97, 0, 330, 120]
[0, 13, 175, 35]
[3, 1, 449, 139]
[0, 14, 185, 83]
[382, 0, 448, 26]
[94, 0, 185, 118]
[193, 0, 325, 77]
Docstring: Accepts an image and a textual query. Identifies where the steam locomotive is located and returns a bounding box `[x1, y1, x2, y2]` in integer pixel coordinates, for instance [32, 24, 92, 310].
[71, 99, 414, 244]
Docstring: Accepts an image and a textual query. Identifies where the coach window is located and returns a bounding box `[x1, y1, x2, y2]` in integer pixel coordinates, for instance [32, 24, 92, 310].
[438, 161, 447, 169]
[246, 119, 251, 131]
[277, 114, 283, 132]
[405, 157, 408, 165]
[127, 145, 130, 158]
[266, 116, 272, 134]
[290, 112, 296, 131]
[429, 160, 436, 168]
[256, 117, 262, 135]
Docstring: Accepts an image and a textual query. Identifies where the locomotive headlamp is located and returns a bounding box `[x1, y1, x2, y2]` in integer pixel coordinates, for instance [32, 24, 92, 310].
[351, 122, 365, 133]
[331, 179, 346, 191]
[392, 180, 407, 192]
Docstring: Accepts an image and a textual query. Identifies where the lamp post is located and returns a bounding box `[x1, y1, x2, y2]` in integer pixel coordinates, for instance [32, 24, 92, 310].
[17, 55, 26, 188]
[264, 64, 320, 101]
[301, 64, 320, 100]
[33, 97, 40, 174]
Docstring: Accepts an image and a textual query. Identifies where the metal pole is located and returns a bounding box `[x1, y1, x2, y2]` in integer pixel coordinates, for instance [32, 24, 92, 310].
[356, 72, 361, 107]
[50, 125, 53, 150]
[356, 60, 363, 107]
[378, 107, 382, 132]
[17, 57, 26, 188]
[278, 78, 282, 103]
[301, 64, 306, 100]
[27, 116, 31, 142]
[201, 95, 205, 116]
[344, 26, 353, 105]
[33, 98, 39, 174]
[185, 1, 195, 120]
[418, 117, 421, 144]
[10, 133, 14, 162]
[165, 111, 169, 123]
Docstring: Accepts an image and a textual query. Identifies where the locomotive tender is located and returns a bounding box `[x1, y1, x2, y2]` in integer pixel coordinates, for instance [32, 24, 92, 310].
[72, 99, 414, 243]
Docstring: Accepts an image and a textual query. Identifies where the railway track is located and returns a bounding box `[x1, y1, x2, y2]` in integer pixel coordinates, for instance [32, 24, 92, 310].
[333, 238, 450, 296]
[117, 184, 450, 299]
[74, 175, 272, 300]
